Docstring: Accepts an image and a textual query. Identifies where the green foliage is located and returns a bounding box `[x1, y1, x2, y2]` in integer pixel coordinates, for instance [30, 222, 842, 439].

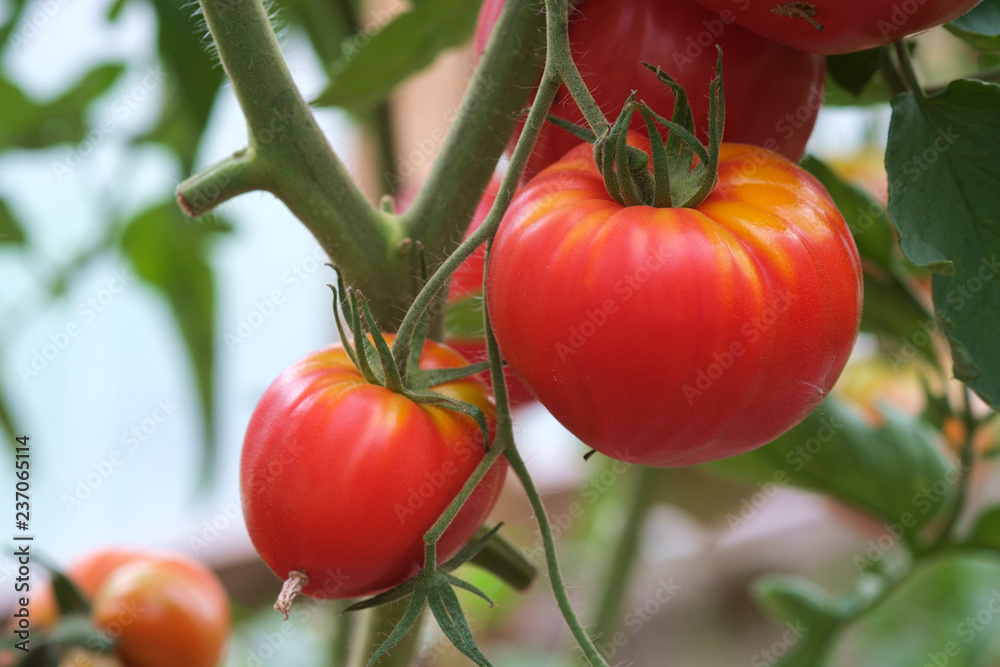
[704, 399, 956, 538]
[886, 80, 1000, 409]
[948, 0, 1000, 52]
[0, 199, 26, 245]
[314, 0, 479, 111]
[121, 203, 231, 485]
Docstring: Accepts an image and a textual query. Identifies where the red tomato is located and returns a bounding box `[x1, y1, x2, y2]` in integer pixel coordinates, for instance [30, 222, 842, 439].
[485, 138, 862, 466]
[692, 0, 982, 55]
[241, 337, 507, 599]
[475, 0, 826, 175]
[446, 178, 537, 407]
[91, 556, 231, 667]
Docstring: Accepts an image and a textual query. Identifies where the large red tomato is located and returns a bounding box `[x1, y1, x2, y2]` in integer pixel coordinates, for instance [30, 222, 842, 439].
[241, 337, 507, 599]
[692, 0, 982, 55]
[475, 0, 826, 175]
[485, 139, 862, 466]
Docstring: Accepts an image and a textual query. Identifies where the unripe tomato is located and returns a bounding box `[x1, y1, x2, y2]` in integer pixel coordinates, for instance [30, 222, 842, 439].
[486, 139, 862, 466]
[692, 0, 983, 55]
[91, 556, 230, 667]
[240, 337, 507, 599]
[475, 0, 826, 175]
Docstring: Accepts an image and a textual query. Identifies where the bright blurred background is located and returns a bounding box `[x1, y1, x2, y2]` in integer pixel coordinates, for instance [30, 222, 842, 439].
[2, 0, 999, 665]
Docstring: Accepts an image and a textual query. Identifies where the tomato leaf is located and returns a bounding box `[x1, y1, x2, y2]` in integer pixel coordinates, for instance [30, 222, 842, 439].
[947, 0, 1000, 52]
[703, 399, 957, 538]
[120, 202, 231, 487]
[365, 590, 428, 666]
[0, 198, 27, 245]
[965, 505, 1000, 552]
[442, 573, 494, 606]
[314, 0, 479, 111]
[753, 575, 843, 667]
[886, 80, 1000, 409]
[50, 572, 91, 617]
[428, 579, 493, 667]
[407, 362, 491, 390]
[801, 156, 938, 368]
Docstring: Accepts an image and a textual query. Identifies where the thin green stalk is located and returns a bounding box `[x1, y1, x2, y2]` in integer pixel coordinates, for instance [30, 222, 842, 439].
[391, 72, 561, 363]
[403, 0, 548, 265]
[893, 41, 926, 100]
[505, 445, 609, 667]
[372, 101, 399, 195]
[544, 0, 608, 134]
[591, 466, 659, 643]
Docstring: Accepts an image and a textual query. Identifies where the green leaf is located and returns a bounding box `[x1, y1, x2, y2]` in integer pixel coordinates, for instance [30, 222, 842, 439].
[703, 399, 957, 538]
[947, 0, 1000, 52]
[753, 575, 843, 667]
[137, 0, 225, 171]
[965, 505, 1000, 551]
[50, 571, 91, 616]
[830, 555, 1000, 666]
[0, 379, 24, 454]
[366, 591, 427, 666]
[120, 202, 231, 487]
[886, 80, 1000, 408]
[428, 580, 493, 667]
[314, 0, 479, 111]
[827, 48, 883, 97]
[0, 199, 26, 245]
[0, 65, 126, 149]
[801, 156, 938, 368]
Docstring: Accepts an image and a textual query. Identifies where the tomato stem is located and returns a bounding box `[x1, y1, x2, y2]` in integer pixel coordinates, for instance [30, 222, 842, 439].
[893, 40, 926, 100]
[274, 570, 308, 620]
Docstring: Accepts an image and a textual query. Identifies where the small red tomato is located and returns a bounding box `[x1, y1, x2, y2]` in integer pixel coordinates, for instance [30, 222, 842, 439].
[241, 337, 507, 599]
[486, 139, 862, 466]
[475, 0, 826, 175]
[692, 0, 983, 55]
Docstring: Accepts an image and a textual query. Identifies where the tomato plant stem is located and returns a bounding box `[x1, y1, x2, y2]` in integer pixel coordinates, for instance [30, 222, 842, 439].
[893, 40, 926, 100]
[504, 445, 610, 667]
[590, 466, 659, 643]
[544, 0, 609, 134]
[402, 0, 548, 273]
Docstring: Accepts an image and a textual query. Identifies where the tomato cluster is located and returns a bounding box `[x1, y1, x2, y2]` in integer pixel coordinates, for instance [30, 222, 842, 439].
[32, 549, 231, 667]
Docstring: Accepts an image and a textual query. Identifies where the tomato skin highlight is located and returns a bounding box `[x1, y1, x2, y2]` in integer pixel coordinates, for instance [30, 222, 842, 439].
[486, 140, 862, 467]
[475, 0, 826, 174]
[692, 0, 983, 55]
[240, 337, 507, 600]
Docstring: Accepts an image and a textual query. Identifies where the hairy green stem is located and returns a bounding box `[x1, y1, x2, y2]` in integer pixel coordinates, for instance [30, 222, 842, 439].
[402, 0, 548, 268]
[505, 445, 609, 666]
[181, 0, 411, 325]
[544, 0, 608, 134]
[591, 466, 659, 643]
